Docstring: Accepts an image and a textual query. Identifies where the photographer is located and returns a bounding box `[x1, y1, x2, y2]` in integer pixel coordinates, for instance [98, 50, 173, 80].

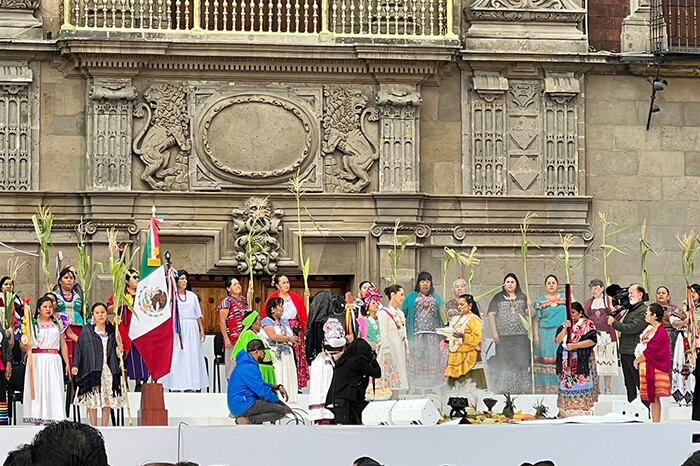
[326, 337, 381, 425]
[608, 284, 649, 403]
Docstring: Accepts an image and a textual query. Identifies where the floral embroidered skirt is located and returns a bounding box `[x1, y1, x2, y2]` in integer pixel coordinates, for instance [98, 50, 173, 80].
[557, 349, 597, 412]
[75, 364, 125, 410]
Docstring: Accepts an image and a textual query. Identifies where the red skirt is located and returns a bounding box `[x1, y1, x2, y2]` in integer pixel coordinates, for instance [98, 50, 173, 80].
[640, 363, 670, 402]
[289, 318, 309, 389]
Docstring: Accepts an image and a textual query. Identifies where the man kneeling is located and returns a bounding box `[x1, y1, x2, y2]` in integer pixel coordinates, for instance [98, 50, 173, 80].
[228, 339, 291, 424]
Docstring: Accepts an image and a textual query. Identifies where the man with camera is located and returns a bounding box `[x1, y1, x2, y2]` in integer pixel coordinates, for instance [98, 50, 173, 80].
[608, 283, 649, 403]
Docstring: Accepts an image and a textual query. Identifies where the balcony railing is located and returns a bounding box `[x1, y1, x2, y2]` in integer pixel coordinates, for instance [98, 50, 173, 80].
[651, 0, 700, 53]
[61, 0, 454, 37]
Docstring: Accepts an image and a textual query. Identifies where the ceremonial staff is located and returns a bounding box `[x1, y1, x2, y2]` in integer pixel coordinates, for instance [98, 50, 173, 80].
[565, 284, 574, 369]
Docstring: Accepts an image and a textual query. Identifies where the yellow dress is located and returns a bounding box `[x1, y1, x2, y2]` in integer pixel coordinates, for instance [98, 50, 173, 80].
[444, 313, 487, 389]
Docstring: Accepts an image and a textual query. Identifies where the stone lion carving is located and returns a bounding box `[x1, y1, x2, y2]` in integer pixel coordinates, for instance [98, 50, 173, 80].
[231, 197, 284, 276]
[133, 82, 191, 191]
[322, 86, 379, 193]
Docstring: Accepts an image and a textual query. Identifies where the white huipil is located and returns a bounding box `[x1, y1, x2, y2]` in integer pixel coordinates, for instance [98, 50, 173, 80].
[23, 322, 66, 424]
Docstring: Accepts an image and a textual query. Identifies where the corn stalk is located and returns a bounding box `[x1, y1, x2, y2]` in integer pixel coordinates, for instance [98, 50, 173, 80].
[75, 219, 103, 311]
[442, 246, 480, 301]
[3, 258, 26, 329]
[387, 220, 411, 286]
[552, 234, 577, 284]
[244, 202, 270, 306]
[31, 205, 54, 293]
[678, 231, 700, 366]
[598, 211, 630, 287]
[519, 211, 538, 394]
[639, 220, 657, 293]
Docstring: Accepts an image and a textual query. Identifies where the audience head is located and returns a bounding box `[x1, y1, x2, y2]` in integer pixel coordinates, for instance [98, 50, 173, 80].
[353, 457, 383, 466]
[681, 450, 700, 466]
[32, 420, 108, 466]
[3, 444, 31, 466]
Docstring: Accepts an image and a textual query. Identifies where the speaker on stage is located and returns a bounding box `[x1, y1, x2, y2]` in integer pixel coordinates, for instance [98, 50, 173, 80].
[363, 400, 397, 426]
[391, 399, 441, 426]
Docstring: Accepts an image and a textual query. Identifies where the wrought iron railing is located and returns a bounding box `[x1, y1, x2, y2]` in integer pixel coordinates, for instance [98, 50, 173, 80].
[61, 0, 453, 37]
[651, 0, 700, 53]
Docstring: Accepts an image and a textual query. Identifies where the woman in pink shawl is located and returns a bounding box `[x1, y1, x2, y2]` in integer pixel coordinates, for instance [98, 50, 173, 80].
[634, 303, 670, 423]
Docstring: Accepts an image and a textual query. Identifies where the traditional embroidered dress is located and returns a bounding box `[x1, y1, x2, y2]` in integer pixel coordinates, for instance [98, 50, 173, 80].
[261, 316, 298, 404]
[54, 288, 83, 367]
[534, 294, 566, 393]
[158, 290, 209, 391]
[107, 292, 150, 382]
[662, 303, 681, 357]
[637, 324, 671, 403]
[585, 296, 619, 377]
[73, 324, 124, 410]
[670, 307, 694, 405]
[232, 311, 276, 385]
[487, 291, 531, 394]
[556, 317, 598, 413]
[264, 291, 309, 389]
[444, 312, 486, 389]
[403, 291, 446, 390]
[23, 320, 66, 425]
[218, 295, 247, 379]
[375, 306, 408, 392]
[308, 317, 346, 423]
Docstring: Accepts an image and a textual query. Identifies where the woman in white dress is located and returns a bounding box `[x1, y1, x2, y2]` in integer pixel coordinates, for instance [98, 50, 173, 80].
[377, 285, 409, 399]
[21, 296, 69, 424]
[158, 270, 209, 392]
[261, 297, 300, 404]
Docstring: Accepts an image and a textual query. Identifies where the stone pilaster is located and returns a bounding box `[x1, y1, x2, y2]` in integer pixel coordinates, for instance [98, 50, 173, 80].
[86, 78, 137, 191]
[0, 0, 42, 40]
[0, 61, 38, 190]
[621, 0, 651, 52]
[375, 84, 422, 193]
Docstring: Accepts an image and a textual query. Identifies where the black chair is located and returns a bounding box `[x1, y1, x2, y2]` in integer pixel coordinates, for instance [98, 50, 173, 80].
[213, 333, 225, 393]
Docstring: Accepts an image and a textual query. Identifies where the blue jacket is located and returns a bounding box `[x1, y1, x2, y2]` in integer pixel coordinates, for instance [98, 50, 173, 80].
[228, 350, 279, 416]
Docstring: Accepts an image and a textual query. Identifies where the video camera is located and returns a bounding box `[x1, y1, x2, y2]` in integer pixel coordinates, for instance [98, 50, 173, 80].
[605, 284, 630, 313]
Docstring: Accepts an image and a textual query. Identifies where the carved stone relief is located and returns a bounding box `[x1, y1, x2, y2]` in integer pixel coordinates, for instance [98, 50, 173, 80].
[87, 78, 137, 191]
[0, 61, 38, 190]
[463, 69, 583, 196]
[231, 197, 284, 276]
[132, 82, 191, 191]
[190, 84, 322, 191]
[375, 84, 422, 193]
[322, 85, 379, 193]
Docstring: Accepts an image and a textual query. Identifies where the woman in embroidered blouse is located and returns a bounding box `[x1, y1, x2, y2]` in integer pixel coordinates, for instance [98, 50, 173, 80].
[218, 277, 247, 379]
[264, 275, 310, 389]
[554, 301, 597, 415]
[533, 274, 567, 394]
[584, 279, 618, 395]
[657, 286, 680, 357]
[487, 273, 532, 394]
[378, 285, 409, 399]
[672, 284, 698, 407]
[444, 294, 486, 389]
[358, 286, 381, 349]
[402, 271, 445, 391]
[53, 268, 83, 367]
[261, 297, 300, 404]
[634, 303, 670, 422]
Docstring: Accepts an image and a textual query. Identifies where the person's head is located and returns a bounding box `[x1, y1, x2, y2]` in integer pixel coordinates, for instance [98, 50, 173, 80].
[384, 284, 404, 307]
[31, 420, 108, 466]
[273, 274, 290, 294]
[177, 270, 191, 292]
[58, 267, 76, 292]
[646, 302, 664, 325]
[502, 273, 522, 294]
[457, 293, 480, 317]
[3, 444, 32, 466]
[225, 277, 242, 297]
[681, 450, 700, 466]
[691, 284, 700, 305]
[655, 285, 671, 306]
[126, 268, 139, 290]
[361, 285, 382, 316]
[415, 271, 434, 296]
[43, 293, 57, 311]
[246, 338, 266, 363]
[453, 278, 467, 297]
[244, 310, 262, 333]
[35, 296, 53, 320]
[359, 280, 372, 295]
[628, 283, 646, 305]
[0, 276, 13, 294]
[588, 279, 604, 298]
[571, 301, 586, 321]
[91, 302, 109, 327]
[353, 457, 383, 466]
[266, 297, 284, 320]
[544, 274, 559, 294]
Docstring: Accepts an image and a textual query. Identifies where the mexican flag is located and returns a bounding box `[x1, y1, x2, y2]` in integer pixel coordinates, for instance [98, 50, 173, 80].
[129, 216, 174, 380]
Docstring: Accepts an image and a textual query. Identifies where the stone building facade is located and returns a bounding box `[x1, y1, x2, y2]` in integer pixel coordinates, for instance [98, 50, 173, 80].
[0, 0, 699, 317]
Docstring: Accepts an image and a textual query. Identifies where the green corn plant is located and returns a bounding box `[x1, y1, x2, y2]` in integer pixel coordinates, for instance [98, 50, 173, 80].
[598, 211, 630, 287]
[519, 211, 538, 394]
[387, 220, 411, 286]
[639, 220, 657, 293]
[31, 205, 54, 293]
[443, 246, 481, 302]
[244, 201, 270, 307]
[552, 234, 577, 284]
[3, 257, 26, 329]
[677, 230, 700, 365]
[76, 219, 103, 311]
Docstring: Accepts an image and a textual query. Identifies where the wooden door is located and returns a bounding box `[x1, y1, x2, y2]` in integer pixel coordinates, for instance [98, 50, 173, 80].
[190, 275, 352, 334]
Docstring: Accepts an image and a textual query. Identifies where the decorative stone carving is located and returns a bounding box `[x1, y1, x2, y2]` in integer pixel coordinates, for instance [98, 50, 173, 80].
[375, 84, 422, 193]
[231, 197, 284, 276]
[0, 61, 38, 190]
[133, 82, 191, 191]
[0, 0, 42, 40]
[87, 78, 137, 191]
[470, 73, 507, 195]
[472, 72, 509, 103]
[507, 81, 541, 194]
[322, 85, 379, 193]
[0, 0, 39, 7]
